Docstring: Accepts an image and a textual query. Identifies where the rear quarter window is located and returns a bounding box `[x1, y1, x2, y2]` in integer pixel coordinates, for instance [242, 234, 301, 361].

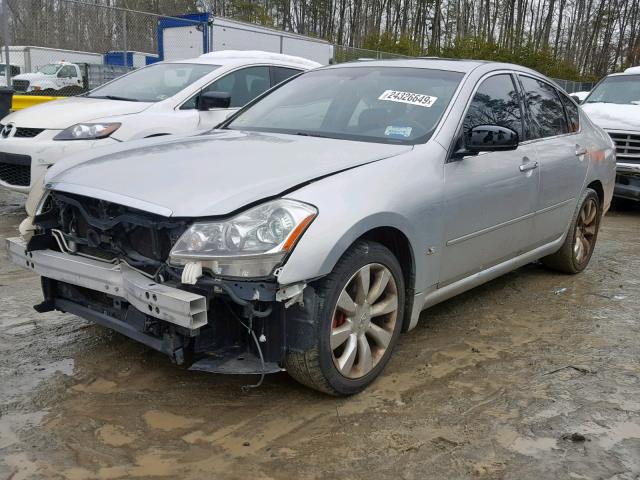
[560, 93, 580, 133]
[272, 67, 302, 85]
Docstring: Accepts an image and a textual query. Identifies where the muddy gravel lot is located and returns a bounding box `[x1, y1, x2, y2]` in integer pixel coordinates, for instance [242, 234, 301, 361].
[0, 189, 639, 480]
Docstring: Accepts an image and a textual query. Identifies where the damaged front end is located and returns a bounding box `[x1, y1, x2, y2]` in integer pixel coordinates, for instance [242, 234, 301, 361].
[7, 190, 317, 376]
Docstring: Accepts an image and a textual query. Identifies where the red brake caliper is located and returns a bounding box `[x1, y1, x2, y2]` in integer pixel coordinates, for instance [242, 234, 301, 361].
[332, 311, 347, 329]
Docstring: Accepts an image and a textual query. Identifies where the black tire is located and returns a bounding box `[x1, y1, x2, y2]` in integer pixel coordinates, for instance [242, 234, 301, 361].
[285, 240, 405, 396]
[541, 188, 601, 274]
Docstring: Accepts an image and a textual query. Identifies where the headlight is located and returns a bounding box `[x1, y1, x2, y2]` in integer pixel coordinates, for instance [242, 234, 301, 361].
[169, 199, 317, 278]
[34, 189, 52, 215]
[53, 122, 121, 141]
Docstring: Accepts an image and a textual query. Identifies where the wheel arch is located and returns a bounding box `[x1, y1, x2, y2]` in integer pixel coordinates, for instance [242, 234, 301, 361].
[356, 226, 416, 332]
[586, 179, 604, 208]
[144, 133, 171, 138]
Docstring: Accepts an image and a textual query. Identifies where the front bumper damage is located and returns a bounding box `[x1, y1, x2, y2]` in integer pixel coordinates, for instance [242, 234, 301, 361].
[6, 236, 313, 376]
[7, 236, 207, 329]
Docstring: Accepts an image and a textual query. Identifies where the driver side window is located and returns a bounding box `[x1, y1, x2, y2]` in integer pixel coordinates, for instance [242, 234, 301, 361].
[463, 74, 524, 140]
[181, 66, 270, 110]
[58, 66, 76, 78]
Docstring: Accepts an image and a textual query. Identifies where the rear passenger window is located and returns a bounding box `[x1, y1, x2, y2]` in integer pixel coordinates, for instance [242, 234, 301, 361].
[463, 74, 523, 140]
[272, 67, 302, 85]
[520, 76, 568, 139]
[560, 93, 580, 133]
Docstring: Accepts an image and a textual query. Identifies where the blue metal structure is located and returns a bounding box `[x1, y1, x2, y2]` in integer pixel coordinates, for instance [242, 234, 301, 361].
[157, 13, 210, 61]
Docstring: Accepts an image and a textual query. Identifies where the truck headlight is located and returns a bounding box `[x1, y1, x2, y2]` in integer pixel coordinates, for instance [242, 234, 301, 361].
[54, 122, 121, 141]
[169, 199, 317, 278]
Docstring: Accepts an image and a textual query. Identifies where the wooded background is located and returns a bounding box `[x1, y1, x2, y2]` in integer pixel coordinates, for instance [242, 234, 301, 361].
[7, 0, 640, 81]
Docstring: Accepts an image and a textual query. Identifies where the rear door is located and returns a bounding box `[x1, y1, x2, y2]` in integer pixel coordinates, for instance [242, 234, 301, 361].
[517, 75, 588, 244]
[440, 72, 541, 285]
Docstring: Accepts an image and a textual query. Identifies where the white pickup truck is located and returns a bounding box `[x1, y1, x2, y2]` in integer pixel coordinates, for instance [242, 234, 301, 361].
[11, 61, 129, 95]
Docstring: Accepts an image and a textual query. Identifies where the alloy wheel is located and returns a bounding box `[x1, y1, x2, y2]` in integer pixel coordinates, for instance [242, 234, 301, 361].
[330, 263, 399, 379]
[574, 197, 598, 264]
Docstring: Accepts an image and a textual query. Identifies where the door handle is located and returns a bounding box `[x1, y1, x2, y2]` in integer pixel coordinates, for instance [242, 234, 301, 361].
[519, 161, 538, 172]
[575, 145, 588, 156]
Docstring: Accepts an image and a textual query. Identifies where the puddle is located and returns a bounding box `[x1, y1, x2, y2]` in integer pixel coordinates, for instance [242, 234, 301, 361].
[598, 422, 640, 450]
[96, 424, 137, 447]
[72, 378, 118, 394]
[497, 428, 558, 456]
[143, 410, 204, 431]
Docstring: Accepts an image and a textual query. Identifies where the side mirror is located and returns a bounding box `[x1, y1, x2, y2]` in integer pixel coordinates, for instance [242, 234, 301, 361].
[197, 91, 231, 111]
[465, 125, 519, 153]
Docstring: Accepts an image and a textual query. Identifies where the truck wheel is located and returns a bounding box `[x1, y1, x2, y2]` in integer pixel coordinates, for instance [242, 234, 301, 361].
[541, 188, 601, 274]
[41, 89, 56, 96]
[285, 241, 404, 396]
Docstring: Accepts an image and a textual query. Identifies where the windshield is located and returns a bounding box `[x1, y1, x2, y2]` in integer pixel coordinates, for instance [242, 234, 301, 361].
[226, 66, 464, 144]
[585, 75, 640, 105]
[87, 63, 220, 102]
[38, 64, 61, 75]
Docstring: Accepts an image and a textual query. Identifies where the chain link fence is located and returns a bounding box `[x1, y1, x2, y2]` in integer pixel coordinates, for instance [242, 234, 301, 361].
[334, 45, 408, 63]
[551, 78, 595, 94]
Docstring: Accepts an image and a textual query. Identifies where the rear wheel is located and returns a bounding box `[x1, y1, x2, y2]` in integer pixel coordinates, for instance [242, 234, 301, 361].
[285, 241, 405, 396]
[541, 188, 601, 274]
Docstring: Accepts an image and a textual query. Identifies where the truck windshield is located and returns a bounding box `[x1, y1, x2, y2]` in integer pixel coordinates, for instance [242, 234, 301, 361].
[584, 75, 640, 105]
[226, 66, 464, 145]
[87, 63, 220, 102]
[38, 64, 62, 75]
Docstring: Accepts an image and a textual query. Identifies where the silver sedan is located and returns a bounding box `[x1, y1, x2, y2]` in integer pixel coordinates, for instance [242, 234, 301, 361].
[7, 59, 616, 395]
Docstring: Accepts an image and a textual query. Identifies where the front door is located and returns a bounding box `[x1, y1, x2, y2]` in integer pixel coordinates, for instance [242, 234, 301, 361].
[440, 73, 540, 285]
[192, 66, 272, 130]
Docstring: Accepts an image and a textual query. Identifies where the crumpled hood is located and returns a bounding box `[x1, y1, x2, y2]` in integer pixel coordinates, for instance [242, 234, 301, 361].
[47, 130, 413, 217]
[2, 96, 152, 129]
[582, 103, 640, 131]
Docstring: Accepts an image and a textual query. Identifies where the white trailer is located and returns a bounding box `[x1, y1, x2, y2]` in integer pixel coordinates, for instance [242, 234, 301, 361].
[158, 14, 334, 65]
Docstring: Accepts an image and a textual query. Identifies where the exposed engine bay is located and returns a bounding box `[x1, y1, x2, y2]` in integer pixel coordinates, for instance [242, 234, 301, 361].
[22, 191, 315, 383]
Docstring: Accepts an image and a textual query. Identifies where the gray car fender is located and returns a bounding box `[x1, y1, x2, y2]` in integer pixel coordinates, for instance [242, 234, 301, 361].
[277, 144, 447, 296]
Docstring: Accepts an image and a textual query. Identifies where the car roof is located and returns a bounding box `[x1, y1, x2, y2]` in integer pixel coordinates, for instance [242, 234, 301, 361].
[169, 50, 322, 69]
[606, 67, 640, 77]
[317, 57, 544, 75]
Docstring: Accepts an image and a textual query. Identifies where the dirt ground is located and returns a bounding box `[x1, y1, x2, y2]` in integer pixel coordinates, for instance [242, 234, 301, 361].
[0, 188, 639, 480]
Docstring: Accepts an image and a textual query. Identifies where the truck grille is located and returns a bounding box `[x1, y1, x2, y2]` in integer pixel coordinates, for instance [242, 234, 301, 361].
[14, 127, 44, 138]
[607, 131, 640, 164]
[12, 80, 29, 92]
[0, 152, 31, 186]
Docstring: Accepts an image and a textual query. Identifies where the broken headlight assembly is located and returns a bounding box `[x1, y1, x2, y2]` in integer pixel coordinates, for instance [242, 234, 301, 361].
[53, 122, 121, 140]
[169, 199, 317, 278]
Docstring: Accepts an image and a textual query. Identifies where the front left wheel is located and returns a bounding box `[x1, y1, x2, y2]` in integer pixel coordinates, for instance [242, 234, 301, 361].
[285, 241, 405, 396]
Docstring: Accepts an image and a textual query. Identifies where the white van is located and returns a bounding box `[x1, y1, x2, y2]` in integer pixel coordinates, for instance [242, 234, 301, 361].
[0, 51, 320, 193]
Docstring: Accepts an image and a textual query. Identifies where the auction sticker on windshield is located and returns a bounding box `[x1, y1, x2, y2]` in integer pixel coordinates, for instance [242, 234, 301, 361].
[378, 90, 438, 107]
